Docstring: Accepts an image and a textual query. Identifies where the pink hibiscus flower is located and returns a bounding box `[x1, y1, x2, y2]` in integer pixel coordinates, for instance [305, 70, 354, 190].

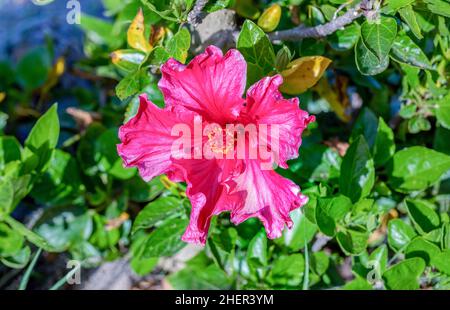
[117, 46, 314, 245]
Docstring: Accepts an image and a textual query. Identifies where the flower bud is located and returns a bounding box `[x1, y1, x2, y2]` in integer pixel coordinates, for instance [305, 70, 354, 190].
[275, 46, 293, 72]
[257, 4, 282, 32]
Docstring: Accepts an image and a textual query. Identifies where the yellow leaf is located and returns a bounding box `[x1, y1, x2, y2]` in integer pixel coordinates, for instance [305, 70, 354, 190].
[0, 92, 5, 103]
[127, 8, 152, 53]
[258, 4, 282, 32]
[313, 77, 351, 123]
[41, 57, 65, 94]
[280, 56, 332, 95]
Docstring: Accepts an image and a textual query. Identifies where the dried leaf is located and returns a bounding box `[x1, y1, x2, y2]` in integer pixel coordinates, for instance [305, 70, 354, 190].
[127, 8, 152, 53]
[313, 77, 351, 123]
[280, 56, 331, 94]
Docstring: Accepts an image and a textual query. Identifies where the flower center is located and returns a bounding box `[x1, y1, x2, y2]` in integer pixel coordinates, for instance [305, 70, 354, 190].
[206, 126, 235, 155]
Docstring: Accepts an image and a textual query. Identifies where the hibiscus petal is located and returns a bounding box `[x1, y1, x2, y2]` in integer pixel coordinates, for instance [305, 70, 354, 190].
[242, 75, 315, 168]
[159, 46, 247, 124]
[229, 159, 308, 239]
[170, 158, 243, 244]
[117, 94, 196, 181]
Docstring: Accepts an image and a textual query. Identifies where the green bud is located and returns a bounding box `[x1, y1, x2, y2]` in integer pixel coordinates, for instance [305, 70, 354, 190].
[275, 46, 293, 72]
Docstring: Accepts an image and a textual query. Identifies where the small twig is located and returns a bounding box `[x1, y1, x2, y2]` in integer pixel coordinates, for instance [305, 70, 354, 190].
[187, 0, 209, 26]
[269, 0, 374, 42]
[333, 0, 355, 20]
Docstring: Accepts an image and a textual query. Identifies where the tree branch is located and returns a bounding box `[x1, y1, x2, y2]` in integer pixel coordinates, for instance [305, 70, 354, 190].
[269, 0, 374, 42]
[187, 0, 209, 26]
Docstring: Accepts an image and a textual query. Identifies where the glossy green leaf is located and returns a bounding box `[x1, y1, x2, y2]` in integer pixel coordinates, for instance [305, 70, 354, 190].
[361, 16, 397, 60]
[391, 33, 432, 69]
[423, 0, 450, 18]
[33, 205, 92, 251]
[237, 20, 275, 84]
[132, 197, 182, 234]
[339, 136, 375, 203]
[373, 117, 396, 167]
[387, 219, 417, 251]
[398, 5, 423, 40]
[388, 146, 450, 192]
[436, 95, 450, 130]
[166, 28, 191, 63]
[382, 257, 425, 290]
[280, 208, 317, 251]
[355, 37, 389, 75]
[405, 199, 440, 234]
[143, 217, 188, 257]
[315, 195, 352, 236]
[0, 223, 24, 257]
[247, 230, 268, 267]
[337, 227, 369, 255]
[405, 237, 440, 265]
[432, 249, 450, 275]
[269, 254, 304, 286]
[329, 23, 360, 51]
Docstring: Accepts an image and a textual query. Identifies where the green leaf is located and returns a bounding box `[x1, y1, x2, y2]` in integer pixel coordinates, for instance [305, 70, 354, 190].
[0, 136, 22, 172]
[247, 230, 268, 267]
[128, 175, 165, 203]
[390, 33, 432, 69]
[361, 16, 397, 61]
[311, 251, 330, 276]
[89, 214, 120, 250]
[373, 117, 396, 167]
[423, 0, 450, 18]
[432, 249, 450, 275]
[339, 136, 375, 203]
[382, 257, 425, 290]
[0, 222, 24, 257]
[24, 103, 59, 164]
[388, 146, 450, 192]
[0, 178, 14, 214]
[369, 244, 388, 275]
[337, 227, 369, 255]
[387, 219, 417, 251]
[208, 227, 237, 274]
[237, 20, 275, 84]
[383, 0, 416, 13]
[30, 150, 84, 206]
[16, 47, 51, 90]
[143, 216, 188, 257]
[436, 95, 450, 130]
[168, 263, 231, 289]
[116, 69, 150, 100]
[1, 246, 31, 269]
[166, 28, 191, 63]
[129, 232, 158, 276]
[144, 46, 170, 67]
[132, 197, 182, 234]
[4, 215, 56, 252]
[398, 5, 423, 40]
[351, 108, 378, 149]
[342, 275, 372, 290]
[79, 14, 121, 48]
[329, 23, 360, 51]
[405, 199, 440, 234]
[269, 254, 305, 286]
[315, 195, 352, 236]
[32, 206, 92, 251]
[280, 208, 317, 251]
[355, 36, 389, 75]
[405, 237, 440, 265]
